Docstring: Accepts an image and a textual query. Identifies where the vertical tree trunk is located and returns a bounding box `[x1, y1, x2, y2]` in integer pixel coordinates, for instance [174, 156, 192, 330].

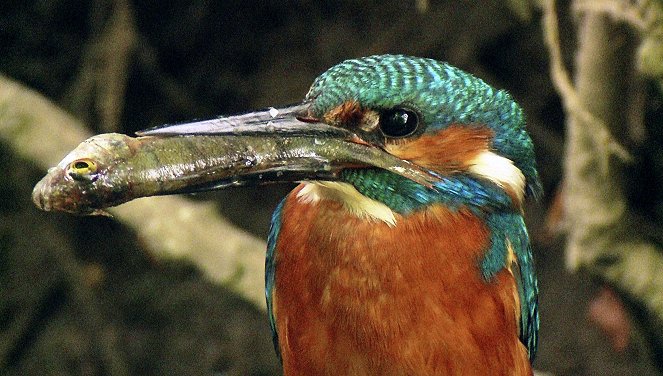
[564, 10, 663, 353]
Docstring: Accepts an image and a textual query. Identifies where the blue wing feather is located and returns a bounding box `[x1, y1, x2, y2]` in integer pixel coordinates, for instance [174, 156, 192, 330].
[517, 237, 539, 361]
[265, 198, 286, 362]
[481, 212, 539, 361]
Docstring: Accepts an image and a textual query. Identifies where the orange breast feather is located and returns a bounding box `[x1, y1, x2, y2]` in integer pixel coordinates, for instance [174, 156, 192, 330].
[272, 185, 532, 376]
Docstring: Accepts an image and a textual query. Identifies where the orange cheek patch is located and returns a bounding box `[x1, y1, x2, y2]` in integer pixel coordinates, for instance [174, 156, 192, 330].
[386, 125, 494, 174]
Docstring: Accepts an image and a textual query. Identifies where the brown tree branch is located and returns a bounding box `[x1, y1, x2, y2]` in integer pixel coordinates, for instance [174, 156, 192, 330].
[94, 0, 137, 133]
[573, 0, 663, 91]
[63, 0, 137, 133]
[542, 0, 632, 168]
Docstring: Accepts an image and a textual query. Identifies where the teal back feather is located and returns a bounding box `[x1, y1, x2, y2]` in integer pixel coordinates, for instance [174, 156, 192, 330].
[482, 212, 539, 360]
[265, 198, 286, 361]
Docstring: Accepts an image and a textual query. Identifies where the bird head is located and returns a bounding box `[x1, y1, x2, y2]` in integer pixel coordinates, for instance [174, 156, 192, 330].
[138, 55, 541, 214]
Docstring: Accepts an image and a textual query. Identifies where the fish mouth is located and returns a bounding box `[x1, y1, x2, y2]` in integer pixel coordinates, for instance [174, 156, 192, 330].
[33, 168, 58, 211]
[32, 134, 118, 214]
[32, 176, 49, 211]
[33, 172, 65, 212]
[32, 168, 91, 214]
[136, 101, 439, 193]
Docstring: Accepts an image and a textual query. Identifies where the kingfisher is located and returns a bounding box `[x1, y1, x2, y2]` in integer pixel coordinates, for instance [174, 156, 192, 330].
[122, 55, 542, 374]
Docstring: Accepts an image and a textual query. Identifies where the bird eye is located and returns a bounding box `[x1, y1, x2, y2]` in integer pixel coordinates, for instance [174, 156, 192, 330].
[68, 158, 98, 180]
[379, 108, 419, 138]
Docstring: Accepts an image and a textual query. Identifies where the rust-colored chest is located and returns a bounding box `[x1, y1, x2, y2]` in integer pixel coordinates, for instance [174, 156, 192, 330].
[271, 187, 531, 375]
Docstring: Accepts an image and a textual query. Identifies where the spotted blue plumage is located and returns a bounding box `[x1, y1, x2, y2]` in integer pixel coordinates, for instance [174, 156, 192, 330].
[266, 55, 541, 362]
[311, 55, 540, 356]
[308, 54, 542, 199]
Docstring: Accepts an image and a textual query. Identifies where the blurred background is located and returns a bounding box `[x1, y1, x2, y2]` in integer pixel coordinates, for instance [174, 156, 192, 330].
[1, 0, 663, 375]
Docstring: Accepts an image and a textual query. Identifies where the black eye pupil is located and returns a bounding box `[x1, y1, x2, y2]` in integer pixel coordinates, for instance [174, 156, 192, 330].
[380, 108, 418, 138]
[74, 161, 89, 169]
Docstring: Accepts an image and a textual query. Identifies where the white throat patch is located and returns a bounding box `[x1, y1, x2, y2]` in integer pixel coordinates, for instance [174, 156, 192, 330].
[297, 182, 397, 226]
[468, 150, 526, 202]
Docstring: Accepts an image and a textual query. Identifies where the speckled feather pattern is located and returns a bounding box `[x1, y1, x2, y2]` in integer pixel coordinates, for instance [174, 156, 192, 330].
[268, 55, 541, 369]
[307, 57, 540, 360]
[307, 55, 541, 199]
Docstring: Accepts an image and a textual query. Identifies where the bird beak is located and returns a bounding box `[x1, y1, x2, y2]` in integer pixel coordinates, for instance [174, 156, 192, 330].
[136, 101, 438, 191]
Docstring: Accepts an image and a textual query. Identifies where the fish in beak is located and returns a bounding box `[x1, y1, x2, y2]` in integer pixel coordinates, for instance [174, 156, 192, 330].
[33, 101, 438, 215]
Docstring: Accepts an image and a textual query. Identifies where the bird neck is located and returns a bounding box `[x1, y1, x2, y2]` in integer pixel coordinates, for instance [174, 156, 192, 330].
[339, 169, 514, 215]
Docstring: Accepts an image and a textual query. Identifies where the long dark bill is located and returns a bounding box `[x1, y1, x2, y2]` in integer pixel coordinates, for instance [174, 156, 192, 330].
[136, 102, 439, 192]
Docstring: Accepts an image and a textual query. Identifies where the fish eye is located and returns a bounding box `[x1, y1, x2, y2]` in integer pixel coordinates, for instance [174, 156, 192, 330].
[379, 108, 419, 138]
[68, 158, 98, 180]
